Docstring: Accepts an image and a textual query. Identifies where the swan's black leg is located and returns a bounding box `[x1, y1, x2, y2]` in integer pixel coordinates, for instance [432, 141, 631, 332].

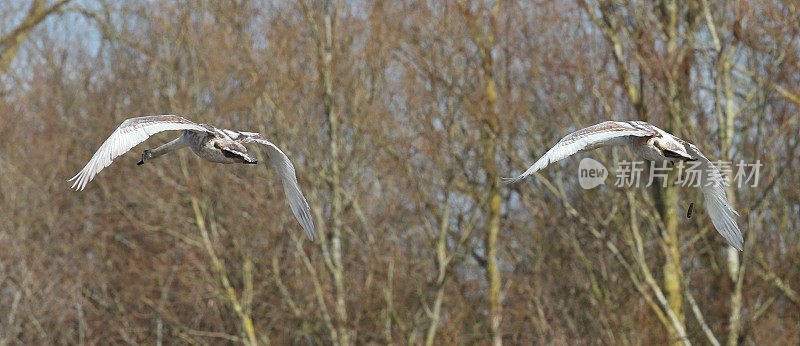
[137, 150, 151, 165]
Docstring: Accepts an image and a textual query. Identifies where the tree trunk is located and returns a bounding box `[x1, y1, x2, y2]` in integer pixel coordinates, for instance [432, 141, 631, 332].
[459, 2, 504, 344]
[0, 0, 72, 77]
[659, 2, 687, 343]
[321, 3, 350, 345]
[721, 52, 744, 346]
[478, 18, 503, 346]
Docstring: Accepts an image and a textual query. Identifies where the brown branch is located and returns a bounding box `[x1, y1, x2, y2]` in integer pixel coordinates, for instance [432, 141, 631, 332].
[0, 0, 72, 76]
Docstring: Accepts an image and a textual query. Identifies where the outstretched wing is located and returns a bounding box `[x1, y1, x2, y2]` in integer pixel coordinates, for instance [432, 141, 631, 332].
[236, 131, 316, 240]
[69, 115, 210, 191]
[502, 121, 656, 184]
[681, 141, 744, 251]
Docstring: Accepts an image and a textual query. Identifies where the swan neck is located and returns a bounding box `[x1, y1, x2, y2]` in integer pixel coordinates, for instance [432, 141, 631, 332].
[150, 136, 187, 159]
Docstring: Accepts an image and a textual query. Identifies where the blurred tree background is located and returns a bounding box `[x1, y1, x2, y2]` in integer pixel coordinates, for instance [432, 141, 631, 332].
[1, 0, 798, 344]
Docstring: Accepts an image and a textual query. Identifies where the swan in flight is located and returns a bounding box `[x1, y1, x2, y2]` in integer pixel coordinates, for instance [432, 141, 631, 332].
[503, 121, 743, 251]
[69, 115, 316, 240]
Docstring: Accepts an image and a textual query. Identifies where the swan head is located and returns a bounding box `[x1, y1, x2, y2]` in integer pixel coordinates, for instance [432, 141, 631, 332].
[213, 141, 257, 164]
[654, 137, 693, 161]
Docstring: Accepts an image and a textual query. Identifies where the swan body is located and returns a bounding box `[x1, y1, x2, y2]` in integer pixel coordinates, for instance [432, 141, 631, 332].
[503, 120, 744, 251]
[70, 115, 315, 240]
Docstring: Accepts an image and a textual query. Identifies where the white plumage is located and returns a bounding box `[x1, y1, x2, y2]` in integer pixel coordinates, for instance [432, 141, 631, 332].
[503, 120, 744, 251]
[69, 115, 316, 240]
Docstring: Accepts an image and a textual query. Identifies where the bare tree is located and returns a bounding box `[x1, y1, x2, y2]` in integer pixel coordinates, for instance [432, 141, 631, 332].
[0, 0, 798, 344]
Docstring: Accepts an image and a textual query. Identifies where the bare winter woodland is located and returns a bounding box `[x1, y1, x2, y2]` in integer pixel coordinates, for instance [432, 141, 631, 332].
[1, 0, 798, 345]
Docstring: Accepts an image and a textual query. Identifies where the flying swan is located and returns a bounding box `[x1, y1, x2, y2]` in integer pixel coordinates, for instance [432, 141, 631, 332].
[69, 115, 316, 240]
[502, 120, 743, 251]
